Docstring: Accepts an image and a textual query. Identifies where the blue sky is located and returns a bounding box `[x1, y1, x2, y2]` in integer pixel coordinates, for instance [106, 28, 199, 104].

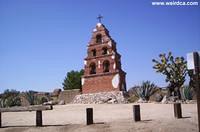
[0, 0, 199, 93]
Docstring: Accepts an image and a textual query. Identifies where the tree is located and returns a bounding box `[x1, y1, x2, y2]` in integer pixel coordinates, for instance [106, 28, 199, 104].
[130, 81, 158, 101]
[62, 69, 84, 90]
[0, 89, 21, 108]
[152, 52, 187, 99]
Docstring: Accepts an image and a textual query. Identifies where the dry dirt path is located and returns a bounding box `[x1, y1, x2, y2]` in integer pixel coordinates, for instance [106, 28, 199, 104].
[0, 103, 198, 132]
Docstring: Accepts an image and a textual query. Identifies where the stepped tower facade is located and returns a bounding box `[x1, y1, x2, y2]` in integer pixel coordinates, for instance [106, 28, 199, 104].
[82, 22, 126, 94]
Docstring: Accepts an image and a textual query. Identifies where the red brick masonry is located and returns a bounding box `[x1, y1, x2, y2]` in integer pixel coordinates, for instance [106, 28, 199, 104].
[82, 23, 126, 94]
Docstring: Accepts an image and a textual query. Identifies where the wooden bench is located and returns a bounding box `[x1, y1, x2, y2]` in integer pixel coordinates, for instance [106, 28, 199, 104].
[0, 105, 53, 127]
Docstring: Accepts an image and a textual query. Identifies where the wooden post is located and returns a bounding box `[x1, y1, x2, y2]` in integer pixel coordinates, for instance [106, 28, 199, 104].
[196, 70, 200, 132]
[0, 112, 1, 128]
[133, 105, 141, 122]
[86, 108, 93, 125]
[36, 110, 42, 127]
[174, 103, 182, 119]
[193, 52, 200, 132]
[187, 52, 200, 131]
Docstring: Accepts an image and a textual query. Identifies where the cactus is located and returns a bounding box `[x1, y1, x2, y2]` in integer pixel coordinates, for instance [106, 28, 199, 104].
[24, 91, 40, 105]
[132, 81, 158, 101]
[182, 85, 193, 100]
[152, 52, 187, 99]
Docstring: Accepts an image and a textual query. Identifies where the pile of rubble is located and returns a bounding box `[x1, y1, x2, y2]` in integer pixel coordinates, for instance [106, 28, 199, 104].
[72, 91, 127, 104]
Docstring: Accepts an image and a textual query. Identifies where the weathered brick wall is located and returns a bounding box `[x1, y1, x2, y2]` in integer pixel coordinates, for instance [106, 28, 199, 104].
[82, 71, 126, 94]
[83, 73, 118, 93]
[58, 89, 81, 103]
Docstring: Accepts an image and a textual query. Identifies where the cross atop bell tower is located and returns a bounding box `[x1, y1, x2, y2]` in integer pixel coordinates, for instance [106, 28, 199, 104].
[97, 14, 103, 23]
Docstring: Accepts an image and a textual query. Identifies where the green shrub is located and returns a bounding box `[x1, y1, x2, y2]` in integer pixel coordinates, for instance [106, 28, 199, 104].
[0, 89, 21, 108]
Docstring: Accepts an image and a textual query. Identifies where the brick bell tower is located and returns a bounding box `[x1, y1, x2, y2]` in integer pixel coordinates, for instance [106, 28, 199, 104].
[82, 17, 126, 94]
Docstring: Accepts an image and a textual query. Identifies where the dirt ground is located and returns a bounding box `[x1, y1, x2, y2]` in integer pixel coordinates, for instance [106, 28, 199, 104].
[0, 103, 198, 132]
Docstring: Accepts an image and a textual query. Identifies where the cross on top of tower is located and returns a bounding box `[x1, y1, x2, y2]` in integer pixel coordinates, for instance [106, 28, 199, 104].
[97, 14, 103, 23]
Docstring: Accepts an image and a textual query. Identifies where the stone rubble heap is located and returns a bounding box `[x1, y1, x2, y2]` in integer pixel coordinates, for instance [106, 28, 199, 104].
[72, 91, 127, 104]
[160, 95, 197, 104]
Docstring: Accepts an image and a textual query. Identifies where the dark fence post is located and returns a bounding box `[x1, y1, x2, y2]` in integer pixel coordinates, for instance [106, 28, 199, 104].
[0, 112, 1, 128]
[174, 103, 182, 119]
[133, 105, 141, 122]
[86, 108, 93, 125]
[36, 110, 42, 127]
